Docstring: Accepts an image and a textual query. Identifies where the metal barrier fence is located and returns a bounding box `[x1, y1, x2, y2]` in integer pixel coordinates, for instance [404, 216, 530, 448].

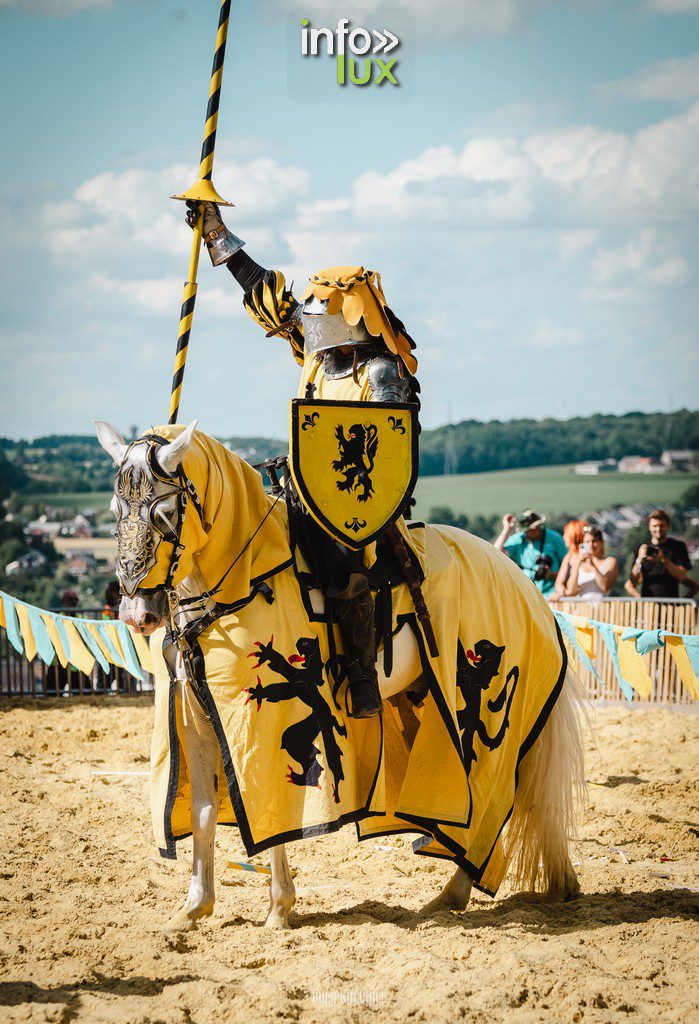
[550, 597, 697, 704]
[1, 600, 696, 703]
[0, 608, 152, 699]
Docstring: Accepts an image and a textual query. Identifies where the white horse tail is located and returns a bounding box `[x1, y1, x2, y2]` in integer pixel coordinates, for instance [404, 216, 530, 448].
[504, 666, 588, 900]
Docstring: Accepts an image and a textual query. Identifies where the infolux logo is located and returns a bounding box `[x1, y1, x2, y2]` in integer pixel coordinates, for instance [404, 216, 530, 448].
[300, 18, 400, 87]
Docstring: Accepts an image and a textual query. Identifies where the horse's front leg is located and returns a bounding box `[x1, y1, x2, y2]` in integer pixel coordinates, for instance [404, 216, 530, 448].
[422, 866, 473, 914]
[164, 684, 220, 933]
[266, 844, 296, 930]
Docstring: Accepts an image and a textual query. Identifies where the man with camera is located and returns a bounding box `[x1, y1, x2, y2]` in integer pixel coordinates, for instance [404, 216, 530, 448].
[624, 509, 690, 599]
[494, 510, 567, 599]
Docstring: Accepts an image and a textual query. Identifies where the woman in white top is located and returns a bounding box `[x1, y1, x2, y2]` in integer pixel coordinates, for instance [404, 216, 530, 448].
[563, 526, 618, 600]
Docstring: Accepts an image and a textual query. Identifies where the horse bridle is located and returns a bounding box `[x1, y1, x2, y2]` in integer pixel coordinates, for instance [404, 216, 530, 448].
[114, 436, 288, 679]
[114, 434, 204, 597]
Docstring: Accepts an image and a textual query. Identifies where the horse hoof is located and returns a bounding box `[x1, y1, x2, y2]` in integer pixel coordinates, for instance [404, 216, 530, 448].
[562, 875, 581, 902]
[162, 901, 214, 933]
[421, 892, 468, 914]
[264, 909, 293, 930]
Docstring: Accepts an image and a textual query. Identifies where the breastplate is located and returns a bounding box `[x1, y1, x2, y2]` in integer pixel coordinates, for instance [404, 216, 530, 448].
[321, 344, 383, 380]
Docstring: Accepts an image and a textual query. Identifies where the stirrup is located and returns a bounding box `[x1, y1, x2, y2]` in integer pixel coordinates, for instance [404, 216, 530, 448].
[347, 668, 382, 719]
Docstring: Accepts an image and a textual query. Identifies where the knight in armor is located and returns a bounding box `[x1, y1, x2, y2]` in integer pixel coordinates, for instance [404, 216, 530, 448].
[186, 201, 419, 718]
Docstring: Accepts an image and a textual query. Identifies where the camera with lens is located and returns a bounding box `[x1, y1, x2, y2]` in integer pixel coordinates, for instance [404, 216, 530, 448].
[533, 553, 553, 581]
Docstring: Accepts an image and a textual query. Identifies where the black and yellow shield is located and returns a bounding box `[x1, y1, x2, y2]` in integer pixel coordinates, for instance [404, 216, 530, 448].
[290, 400, 419, 550]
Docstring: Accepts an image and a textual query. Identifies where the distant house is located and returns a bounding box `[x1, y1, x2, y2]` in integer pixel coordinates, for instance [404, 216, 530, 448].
[5, 550, 48, 576]
[69, 514, 94, 539]
[25, 516, 63, 540]
[617, 455, 666, 475]
[63, 550, 97, 577]
[660, 449, 696, 472]
[574, 459, 618, 476]
[588, 504, 652, 544]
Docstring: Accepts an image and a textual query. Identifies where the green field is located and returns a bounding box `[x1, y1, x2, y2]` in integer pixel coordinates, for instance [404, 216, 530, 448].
[28, 466, 697, 522]
[27, 491, 114, 511]
[412, 466, 697, 520]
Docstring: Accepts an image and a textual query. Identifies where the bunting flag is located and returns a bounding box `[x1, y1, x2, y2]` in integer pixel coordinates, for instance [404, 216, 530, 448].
[0, 590, 695, 702]
[553, 610, 698, 703]
[0, 589, 153, 682]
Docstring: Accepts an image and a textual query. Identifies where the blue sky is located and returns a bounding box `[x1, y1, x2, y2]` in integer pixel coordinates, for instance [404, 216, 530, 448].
[1, 0, 698, 439]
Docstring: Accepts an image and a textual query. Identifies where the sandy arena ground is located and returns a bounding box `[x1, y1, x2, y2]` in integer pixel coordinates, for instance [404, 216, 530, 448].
[0, 698, 697, 1024]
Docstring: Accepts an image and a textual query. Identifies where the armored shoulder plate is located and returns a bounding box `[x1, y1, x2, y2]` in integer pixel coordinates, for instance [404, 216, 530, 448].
[367, 355, 411, 403]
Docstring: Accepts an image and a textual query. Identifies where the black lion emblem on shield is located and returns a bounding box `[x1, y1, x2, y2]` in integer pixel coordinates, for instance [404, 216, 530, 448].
[332, 423, 379, 503]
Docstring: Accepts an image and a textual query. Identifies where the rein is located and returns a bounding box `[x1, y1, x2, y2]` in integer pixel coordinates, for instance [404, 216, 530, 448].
[168, 480, 289, 668]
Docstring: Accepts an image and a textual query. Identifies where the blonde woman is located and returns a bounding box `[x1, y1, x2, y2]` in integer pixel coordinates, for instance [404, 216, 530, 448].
[564, 526, 618, 600]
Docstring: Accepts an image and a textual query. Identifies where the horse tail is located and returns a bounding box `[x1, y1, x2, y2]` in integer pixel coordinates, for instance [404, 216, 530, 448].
[503, 666, 588, 899]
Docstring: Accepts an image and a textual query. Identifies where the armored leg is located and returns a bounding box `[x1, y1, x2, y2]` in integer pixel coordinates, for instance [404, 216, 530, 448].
[332, 573, 382, 719]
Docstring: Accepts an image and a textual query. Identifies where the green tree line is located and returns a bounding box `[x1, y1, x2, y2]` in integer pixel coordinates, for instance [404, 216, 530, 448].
[0, 410, 697, 496]
[420, 409, 699, 475]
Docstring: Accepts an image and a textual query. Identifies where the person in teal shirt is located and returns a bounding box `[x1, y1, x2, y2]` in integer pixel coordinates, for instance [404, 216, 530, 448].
[494, 510, 567, 598]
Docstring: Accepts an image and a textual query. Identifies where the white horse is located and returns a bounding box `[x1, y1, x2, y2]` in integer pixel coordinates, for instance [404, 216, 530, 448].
[95, 419, 585, 932]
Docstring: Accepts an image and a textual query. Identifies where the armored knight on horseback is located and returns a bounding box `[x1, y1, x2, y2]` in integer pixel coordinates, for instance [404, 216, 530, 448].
[89, 6, 584, 934]
[186, 200, 422, 719]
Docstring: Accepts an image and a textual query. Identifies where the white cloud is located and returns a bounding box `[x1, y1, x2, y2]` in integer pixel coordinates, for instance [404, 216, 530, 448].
[271, 0, 549, 41]
[648, 0, 699, 12]
[603, 53, 699, 102]
[7, 98, 698, 437]
[41, 158, 310, 266]
[591, 229, 691, 287]
[87, 273, 246, 320]
[278, 107, 698, 328]
[557, 229, 599, 262]
[0, 0, 112, 13]
[530, 321, 586, 350]
[361, 0, 549, 36]
[580, 284, 651, 304]
[337, 103, 699, 230]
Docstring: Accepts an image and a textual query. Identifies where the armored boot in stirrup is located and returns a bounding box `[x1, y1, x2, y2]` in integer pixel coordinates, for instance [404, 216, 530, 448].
[333, 575, 382, 719]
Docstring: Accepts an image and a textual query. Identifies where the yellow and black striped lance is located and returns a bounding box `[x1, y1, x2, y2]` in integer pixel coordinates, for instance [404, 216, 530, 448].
[168, 0, 234, 425]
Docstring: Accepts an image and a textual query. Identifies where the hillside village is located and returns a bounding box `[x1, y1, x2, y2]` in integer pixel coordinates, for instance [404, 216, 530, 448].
[1, 413, 697, 610]
[575, 450, 697, 476]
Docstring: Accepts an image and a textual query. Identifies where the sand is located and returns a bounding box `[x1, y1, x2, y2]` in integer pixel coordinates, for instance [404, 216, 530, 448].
[0, 698, 697, 1024]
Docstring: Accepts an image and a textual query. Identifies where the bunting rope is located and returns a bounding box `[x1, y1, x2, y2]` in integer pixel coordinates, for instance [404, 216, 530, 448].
[0, 591, 696, 702]
[554, 610, 698, 703]
[0, 590, 153, 682]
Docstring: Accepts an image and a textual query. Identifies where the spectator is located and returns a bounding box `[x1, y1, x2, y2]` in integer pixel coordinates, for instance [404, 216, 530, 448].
[102, 580, 121, 619]
[624, 509, 690, 599]
[561, 526, 618, 601]
[554, 519, 589, 598]
[494, 509, 567, 598]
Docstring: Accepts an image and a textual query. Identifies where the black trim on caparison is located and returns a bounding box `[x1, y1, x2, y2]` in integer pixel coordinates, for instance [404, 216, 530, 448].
[289, 399, 420, 552]
[160, 603, 386, 859]
[161, 632, 182, 859]
[160, 544, 569, 898]
[468, 617, 569, 895]
[380, 609, 568, 895]
[193, 629, 386, 857]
